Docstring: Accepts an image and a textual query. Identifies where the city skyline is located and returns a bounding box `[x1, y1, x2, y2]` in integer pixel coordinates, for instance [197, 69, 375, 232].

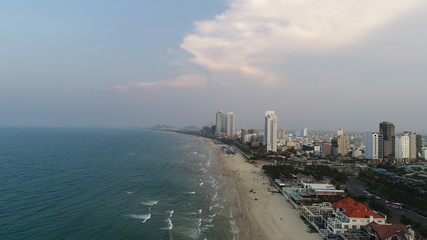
[1, 1, 427, 132]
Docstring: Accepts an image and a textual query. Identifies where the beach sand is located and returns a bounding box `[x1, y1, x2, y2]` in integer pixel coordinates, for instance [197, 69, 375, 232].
[204, 139, 323, 240]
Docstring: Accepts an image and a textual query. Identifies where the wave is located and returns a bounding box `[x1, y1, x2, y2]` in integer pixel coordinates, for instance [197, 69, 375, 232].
[183, 228, 201, 240]
[212, 203, 223, 208]
[126, 191, 133, 195]
[161, 218, 173, 230]
[190, 209, 203, 215]
[229, 219, 240, 234]
[211, 191, 218, 201]
[203, 224, 214, 229]
[160, 210, 174, 230]
[167, 210, 174, 218]
[227, 207, 233, 218]
[141, 200, 159, 206]
[199, 182, 203, 186]
[184, 191, 195, 195]
[129, 214, 151, 223]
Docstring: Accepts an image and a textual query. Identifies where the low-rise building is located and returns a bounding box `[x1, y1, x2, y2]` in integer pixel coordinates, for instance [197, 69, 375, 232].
[326, 197, 386, 234]
[365, 222, 415, 240]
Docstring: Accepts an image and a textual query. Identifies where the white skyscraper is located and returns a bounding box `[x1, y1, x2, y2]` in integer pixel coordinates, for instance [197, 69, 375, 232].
[264, 111, 278, 152]
[301, 128, 308, 137]
[395, 133, 410, 162]
[226, 112, 235, 137]
[365, 132, 383, 160]
[215, 111, 225, 134]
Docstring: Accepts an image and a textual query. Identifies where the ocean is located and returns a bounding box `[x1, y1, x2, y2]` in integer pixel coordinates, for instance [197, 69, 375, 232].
[0, 127, 238, 240]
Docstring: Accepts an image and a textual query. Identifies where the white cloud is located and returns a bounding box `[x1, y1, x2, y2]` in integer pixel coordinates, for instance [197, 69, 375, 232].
[116, 73, 208, 90]
[181, 0, 427, 85]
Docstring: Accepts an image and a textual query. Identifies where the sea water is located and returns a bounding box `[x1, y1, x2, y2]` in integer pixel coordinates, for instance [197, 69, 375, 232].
[0, 127, 238, 240]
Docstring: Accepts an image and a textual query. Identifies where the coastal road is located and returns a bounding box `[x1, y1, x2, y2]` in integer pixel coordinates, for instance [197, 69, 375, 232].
[347, 178, 427, 226]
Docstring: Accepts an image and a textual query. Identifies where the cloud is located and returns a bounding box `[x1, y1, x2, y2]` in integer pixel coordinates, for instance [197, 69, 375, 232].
[114, 85, 128, 91]
[116, 73, 208, 90]
[181, 0, 427, 85]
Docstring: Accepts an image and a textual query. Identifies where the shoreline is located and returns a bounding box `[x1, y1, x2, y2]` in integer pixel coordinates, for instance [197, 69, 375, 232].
[200, 137, 322, 240]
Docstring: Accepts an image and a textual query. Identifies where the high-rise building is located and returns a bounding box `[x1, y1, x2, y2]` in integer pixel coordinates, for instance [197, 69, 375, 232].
[297, 128, 308, 137]
[321, 142, 332, 157]
[264, 111, 278, 152]
[408, 132, 418, 162]
[226, 112, 235, 137]
[379, 121, 395, 161]
[338, 135, 350, 155]
[277, 129, 285, 140]
[395, 133, 410, 162]
[365, 132, 383, 161]
[417, 135, 423, 160]
[422, 147, 427, 160]
[215, 111, 225, 134]
[332, 129, 349, 156]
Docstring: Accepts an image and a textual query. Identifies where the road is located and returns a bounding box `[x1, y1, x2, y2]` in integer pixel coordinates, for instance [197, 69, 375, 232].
[347, 178, 427, 226]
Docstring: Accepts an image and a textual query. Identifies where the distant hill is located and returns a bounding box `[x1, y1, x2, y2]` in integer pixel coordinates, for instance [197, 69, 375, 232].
[151, 124, 175, 130]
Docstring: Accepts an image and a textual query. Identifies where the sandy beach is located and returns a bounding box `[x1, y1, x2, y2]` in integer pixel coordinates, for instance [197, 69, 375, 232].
[204, 139, 323, 240]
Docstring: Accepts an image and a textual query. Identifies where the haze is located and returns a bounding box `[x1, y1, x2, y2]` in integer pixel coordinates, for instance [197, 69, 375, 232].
[1, 0, 427, 133]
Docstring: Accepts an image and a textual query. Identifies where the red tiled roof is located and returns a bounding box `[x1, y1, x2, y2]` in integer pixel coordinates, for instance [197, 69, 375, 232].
[333, 197, 369, 211]
[333, 197, 384, 219]
[344, 210, 384, 219]
[368, 222, 409, 240]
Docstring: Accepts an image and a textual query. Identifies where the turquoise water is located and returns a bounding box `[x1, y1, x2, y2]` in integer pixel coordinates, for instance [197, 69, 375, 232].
[0, 128, 237, 240]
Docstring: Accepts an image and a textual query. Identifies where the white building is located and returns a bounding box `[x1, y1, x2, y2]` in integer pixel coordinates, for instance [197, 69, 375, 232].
[265, 111, 278, 152]
[395, 133, 410, 162]
[226, 112, 235, 137]
[296, 128, 308, 137]
[326, 198, 386, 235]
[422, 147, 427, 159]
[365, 132, 383, 160]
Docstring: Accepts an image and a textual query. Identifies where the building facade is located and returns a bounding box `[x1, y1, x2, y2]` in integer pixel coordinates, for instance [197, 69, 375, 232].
[408, 132, 418, 162]
[264, 111, 278, 152]
[365, 132, 383, 161]
[226, 112, 235, 137]
[379, 121, 395, 161]
[215, 110, 225, 134]
[332, 130, 350, 157]
[395, 133, 410, 162]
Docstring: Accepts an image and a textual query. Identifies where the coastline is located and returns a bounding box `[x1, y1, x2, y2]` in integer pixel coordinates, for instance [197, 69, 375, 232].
[200, 137, 322, 240]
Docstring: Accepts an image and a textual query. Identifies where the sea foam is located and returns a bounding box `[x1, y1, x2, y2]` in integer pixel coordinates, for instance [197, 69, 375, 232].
[129, 214, 151, 223]
[141, 200, 159, 206]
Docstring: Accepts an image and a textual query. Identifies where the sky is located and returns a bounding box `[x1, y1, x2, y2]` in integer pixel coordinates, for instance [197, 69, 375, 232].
[1, 0, 427, 133]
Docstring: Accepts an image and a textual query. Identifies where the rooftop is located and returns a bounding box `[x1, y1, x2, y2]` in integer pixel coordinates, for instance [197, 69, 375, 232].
[368, 222, 410, 240]
[333, 197, 369, 211]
